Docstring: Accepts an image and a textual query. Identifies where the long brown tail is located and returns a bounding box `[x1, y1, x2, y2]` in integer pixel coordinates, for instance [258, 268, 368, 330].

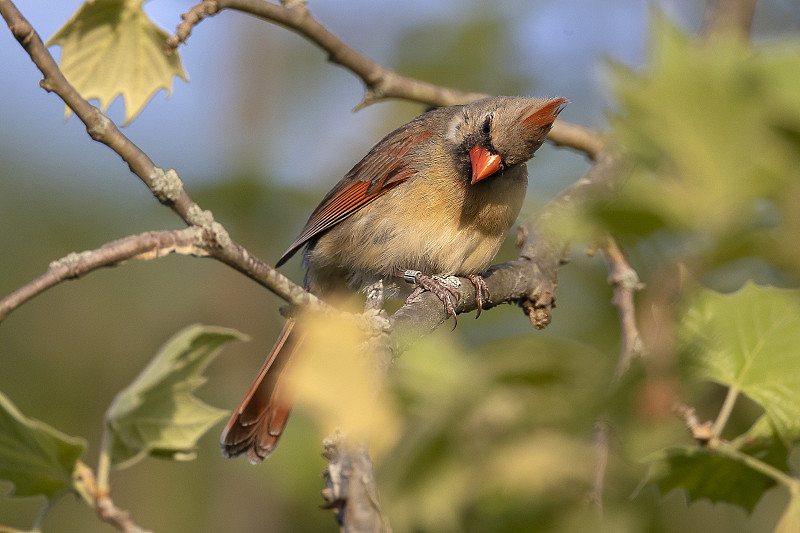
[220, 319, 301, 464]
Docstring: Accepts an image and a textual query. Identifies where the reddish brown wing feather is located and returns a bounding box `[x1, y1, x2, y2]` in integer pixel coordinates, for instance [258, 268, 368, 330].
[276, 130, 432, 267]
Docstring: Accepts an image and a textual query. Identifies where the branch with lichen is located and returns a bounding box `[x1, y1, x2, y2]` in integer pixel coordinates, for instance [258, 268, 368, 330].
[0, 0, 323, 324]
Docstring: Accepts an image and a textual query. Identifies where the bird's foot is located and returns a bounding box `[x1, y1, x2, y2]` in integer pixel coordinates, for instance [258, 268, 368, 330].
[467, 274, 490, 318]
[402, 270, 461, 328]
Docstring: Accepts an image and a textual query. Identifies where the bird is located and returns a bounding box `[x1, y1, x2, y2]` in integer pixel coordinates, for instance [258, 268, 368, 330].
[220, 95, 567, 464]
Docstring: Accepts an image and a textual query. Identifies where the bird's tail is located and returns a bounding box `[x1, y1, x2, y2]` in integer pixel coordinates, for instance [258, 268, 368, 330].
[220, 319, 301, 464]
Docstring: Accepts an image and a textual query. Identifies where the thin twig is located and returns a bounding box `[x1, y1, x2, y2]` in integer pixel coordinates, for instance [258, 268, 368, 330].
[600, 236, 645, 381]
[165, 0, 219, 51]
[169, 0, 603, 156]
[72, 462, 153, 533]
[673, 402, 714, 445]
[586, 420, 610, 514]
[582, 237, 644, 509]
[700, 0, 759, 42]
[0, 229, 205, 322]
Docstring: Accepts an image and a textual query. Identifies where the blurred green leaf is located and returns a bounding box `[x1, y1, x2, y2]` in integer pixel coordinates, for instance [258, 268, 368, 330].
[605, 12, 800, 278]
[643, 445, 776, 512]
[0, 390, 86, 499]
[47, 0, 188, 124]
[105, 324, 246, 468]
[679, 282, 800, 443]
[382, 334, 604, 532]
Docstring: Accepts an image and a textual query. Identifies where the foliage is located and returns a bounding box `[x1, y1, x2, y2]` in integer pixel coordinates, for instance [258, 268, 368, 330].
[603, 13, 800, 278]
[0, 325, 243, 531]
[47, 0, 187, 124]
[680, 283, 800, 443]
[105, 324, 244, 468]
[644, 284, 800, 519]
[603, 14, 800, 533]
[0, 392, 86, 500]
[3, 2, 800, 533]
[380, 334, 606, 532]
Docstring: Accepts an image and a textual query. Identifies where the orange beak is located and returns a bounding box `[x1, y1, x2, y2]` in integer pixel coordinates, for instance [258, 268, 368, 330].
[469, 145, 502, 184]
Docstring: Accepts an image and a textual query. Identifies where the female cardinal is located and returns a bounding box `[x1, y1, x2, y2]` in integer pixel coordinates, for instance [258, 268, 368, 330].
[221, 96, 567, 463]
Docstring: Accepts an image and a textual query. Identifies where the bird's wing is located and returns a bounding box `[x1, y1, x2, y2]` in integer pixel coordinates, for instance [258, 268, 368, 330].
[276, 129, 432, 266]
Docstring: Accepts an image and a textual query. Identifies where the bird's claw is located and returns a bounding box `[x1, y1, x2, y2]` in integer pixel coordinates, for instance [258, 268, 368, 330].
[404, 271, 461, 328]
[467, 274, 489, 318]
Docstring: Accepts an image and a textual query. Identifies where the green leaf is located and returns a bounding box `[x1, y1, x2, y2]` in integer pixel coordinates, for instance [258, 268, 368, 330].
[605, 11, 800, 272]
[643, 445, 775, 512]
[382, 334, 602, 532]
[47, 0, 188, 124]
[0, 390, 86, 498]
[105, 324, 247, 468]
[679, 282, 800, 443]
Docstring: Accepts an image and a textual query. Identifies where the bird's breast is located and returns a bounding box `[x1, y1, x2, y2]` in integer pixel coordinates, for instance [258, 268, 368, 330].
[305, 165, 527, 292]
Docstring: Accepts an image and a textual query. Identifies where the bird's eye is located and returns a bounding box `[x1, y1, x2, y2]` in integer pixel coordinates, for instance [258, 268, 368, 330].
[481, 115, 492, 135]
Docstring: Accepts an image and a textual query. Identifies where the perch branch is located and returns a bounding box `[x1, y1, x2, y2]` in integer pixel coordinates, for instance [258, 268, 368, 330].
[387, 147, 624, 350]
[322, 432, 392, 533]
[321, 283, 393, 532]
[387, 144, 623, 351]
[166, 0, 622, 344]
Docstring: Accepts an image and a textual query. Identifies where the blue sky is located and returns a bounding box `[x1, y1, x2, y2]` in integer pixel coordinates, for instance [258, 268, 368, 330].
[3, 0, 790, 201]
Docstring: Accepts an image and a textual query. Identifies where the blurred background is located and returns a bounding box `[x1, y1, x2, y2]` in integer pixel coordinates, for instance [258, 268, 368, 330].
[1, 0, 799, 531]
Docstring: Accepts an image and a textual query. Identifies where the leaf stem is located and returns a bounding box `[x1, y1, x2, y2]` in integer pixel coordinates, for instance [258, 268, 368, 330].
[96, 424, 113, 496]
[711, 385, 739, 438]
[714, 440, 799, 490]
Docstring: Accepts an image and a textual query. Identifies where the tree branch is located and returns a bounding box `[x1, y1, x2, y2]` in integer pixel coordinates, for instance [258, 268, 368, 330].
[322, 432, 392, 533]
[0, 0, 322, 318]
[169, 0, 603, 155]
[0, 229, 205, 322]
[701, 0, 759, 41]
[321, 283, 393, 532]
[4, 0, 625, 343]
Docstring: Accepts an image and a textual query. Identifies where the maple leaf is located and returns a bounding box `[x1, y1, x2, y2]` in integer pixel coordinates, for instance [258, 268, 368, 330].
[48, 0, 188, 124]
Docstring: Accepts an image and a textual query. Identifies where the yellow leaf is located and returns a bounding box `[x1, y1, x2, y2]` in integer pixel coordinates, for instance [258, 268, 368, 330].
[47, 0, 188, 125]
[286, 314, 400, 457]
